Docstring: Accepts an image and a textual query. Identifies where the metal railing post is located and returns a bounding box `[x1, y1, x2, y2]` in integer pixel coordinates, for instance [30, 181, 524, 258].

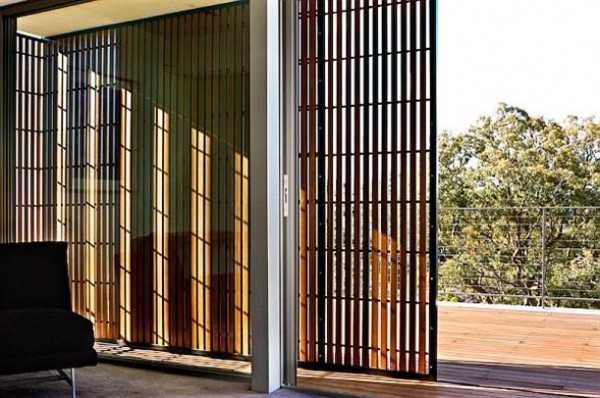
[541, 207, 547, 308]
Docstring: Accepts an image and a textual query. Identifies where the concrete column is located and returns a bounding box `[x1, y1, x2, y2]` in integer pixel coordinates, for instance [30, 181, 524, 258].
[249, 0, 282, 393]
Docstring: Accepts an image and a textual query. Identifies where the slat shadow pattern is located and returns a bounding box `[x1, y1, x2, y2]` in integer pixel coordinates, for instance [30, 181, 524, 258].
[12, 2, 250, 357]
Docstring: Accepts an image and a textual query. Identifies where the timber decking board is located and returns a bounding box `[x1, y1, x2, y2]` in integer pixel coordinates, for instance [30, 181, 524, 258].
[438, 305, 600, 397]
[298, 370, 572, 398]
[300, 306, 600, 398]
[438, 306, 600, 368]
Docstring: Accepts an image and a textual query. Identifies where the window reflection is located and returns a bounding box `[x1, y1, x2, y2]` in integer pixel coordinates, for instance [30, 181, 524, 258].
[12, 3, 249, 357]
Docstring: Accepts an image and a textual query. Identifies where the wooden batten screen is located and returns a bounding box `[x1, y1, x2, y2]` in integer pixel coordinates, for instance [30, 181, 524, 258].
[298, 0, 438, 377]
[15, 34, 56, 244]
[11, 2, 250, 357]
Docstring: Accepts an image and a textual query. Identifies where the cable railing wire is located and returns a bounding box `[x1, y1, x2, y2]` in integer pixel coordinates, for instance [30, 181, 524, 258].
[438, 207, 600, 309]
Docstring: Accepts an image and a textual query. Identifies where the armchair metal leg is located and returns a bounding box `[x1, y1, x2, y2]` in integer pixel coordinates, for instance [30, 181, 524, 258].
[71, 368, 76, 398]
[56, 368, 76, 398]
[0, 369, 78, 396]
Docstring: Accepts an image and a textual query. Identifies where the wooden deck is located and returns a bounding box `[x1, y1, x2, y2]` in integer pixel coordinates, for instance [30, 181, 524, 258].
[299, 304, 600, 398]
[97, 304, 600, 397]
[437, 304, 600, 396]
[298, 370, 573, 398]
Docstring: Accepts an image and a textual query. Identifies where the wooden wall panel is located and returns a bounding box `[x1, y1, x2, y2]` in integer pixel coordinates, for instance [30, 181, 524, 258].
[298, 0, 437, 378]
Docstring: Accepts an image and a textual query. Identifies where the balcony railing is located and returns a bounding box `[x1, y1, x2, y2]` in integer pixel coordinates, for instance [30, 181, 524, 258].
[438, 206, 600, 308]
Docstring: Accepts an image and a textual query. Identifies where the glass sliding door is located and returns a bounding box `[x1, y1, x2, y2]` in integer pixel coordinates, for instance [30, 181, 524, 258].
[11, 1, 250, 357]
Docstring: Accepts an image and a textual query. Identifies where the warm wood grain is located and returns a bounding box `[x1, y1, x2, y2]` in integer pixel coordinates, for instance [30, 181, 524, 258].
[370, 0, 380, 368]
[300, 305, 600, 398]
[298, 0, 309, 363]
[342, 0, 353, 367]
[325, 0, 334, 365]
[438, 305, 600, 397]
[389, 0, 399, 373]
[308, 0, 317, 363]
[399, 0, 408, 373]
[380, 0, 390, 371]
[298, 370, 571, 398]
[439, 305, 600, 369]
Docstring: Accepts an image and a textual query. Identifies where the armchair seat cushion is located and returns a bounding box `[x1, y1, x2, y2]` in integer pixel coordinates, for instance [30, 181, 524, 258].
[0, 308, 95, 359]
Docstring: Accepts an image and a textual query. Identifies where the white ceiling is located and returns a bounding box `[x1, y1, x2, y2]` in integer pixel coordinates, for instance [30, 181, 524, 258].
[16, 0, 237, 38]
[0, 0, 26, 6]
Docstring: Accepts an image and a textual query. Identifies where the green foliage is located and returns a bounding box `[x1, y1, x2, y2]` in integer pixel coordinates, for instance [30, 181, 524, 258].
[439, 104, 600, 308]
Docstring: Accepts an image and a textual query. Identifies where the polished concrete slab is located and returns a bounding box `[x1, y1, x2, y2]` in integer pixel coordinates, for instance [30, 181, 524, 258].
[0, 364, 329, 398]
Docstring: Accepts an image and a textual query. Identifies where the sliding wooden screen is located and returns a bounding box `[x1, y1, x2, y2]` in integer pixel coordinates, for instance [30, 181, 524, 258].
[298, 0, 438, 378]
[11, 2, 250, 357]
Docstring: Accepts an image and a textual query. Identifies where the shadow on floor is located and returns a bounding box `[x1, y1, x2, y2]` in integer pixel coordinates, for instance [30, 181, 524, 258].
[0, 364, 329, 398]
[439, 360, 600, 397]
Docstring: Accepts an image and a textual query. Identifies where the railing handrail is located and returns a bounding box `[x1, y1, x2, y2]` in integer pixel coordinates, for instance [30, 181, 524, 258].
[440, 206, 600, 210]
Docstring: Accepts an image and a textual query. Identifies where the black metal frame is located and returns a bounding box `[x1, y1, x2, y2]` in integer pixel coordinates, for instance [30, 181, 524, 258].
[316, 0, 326, 364]
[428, 0, 439, 380]
[361, 0, 371, 370]
[0, 14, 17, 242]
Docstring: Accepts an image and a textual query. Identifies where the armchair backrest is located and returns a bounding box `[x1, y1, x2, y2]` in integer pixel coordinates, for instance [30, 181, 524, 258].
[0, 241, 72, 311]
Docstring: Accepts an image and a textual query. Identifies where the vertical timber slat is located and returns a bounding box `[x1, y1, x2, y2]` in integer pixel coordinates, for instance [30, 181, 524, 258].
[298, 0, 437, 379]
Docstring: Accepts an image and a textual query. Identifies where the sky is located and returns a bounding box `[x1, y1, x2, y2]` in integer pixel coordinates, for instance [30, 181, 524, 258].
[438, 0, 600, 134]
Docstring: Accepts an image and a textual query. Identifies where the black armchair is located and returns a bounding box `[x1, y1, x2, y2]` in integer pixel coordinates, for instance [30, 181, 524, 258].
[0, 241, 97, 397]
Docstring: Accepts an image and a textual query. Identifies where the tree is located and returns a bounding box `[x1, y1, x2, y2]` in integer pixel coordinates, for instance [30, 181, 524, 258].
[439, 104, 600, 307]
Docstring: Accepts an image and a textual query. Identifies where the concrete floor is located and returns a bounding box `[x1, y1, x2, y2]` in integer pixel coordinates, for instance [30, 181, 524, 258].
[0, 364, 330, 398]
